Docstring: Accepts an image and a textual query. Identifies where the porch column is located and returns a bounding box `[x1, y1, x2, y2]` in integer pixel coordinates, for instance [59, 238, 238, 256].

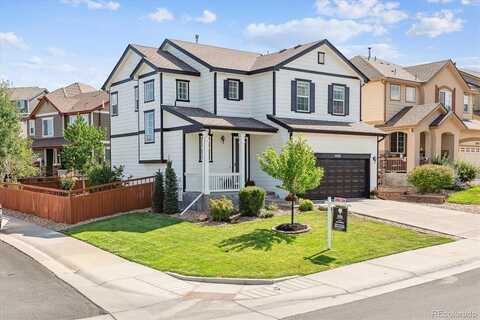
[239, 132, 246, 188]
[202, 132, 210, 194]
[406, 130, 420, 172]
[453, 134, 460, 162]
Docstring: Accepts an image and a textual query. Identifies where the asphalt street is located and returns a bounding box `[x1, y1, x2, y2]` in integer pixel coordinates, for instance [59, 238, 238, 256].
[286, 268, 480, 320]
[0, 240, 104, 320]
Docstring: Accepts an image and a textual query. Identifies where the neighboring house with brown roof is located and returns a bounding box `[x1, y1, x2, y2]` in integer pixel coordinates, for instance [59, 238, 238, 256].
[28, 82, 109, 176]
[351, 55, 480, 185]
[103, 38, 384, 200]
[6, 86, 48, 136]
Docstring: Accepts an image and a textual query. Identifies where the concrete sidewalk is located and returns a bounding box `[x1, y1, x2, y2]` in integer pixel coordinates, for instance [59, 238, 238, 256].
[2, 211, 480, 319]
[350, 199, 480, 239]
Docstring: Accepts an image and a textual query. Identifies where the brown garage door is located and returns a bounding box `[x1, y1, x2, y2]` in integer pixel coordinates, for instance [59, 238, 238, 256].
[305, 154, 370, 200]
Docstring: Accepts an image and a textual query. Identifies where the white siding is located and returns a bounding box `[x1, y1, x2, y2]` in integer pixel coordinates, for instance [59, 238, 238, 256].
[110, 50, 142, 83]
[110, 80, 138, 135]
[111, 135, 165, 177]
[216, 73, 252, 117]
[285, 44, 359, 79]
[164, 130, 184, 199]
[162, 73, 199, 107]
[275, 68, 361, 122]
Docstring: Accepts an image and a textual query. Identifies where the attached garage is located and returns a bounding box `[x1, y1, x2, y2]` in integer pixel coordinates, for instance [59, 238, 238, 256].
[459, 142, 480, 167]
[305, 153, 370, 200]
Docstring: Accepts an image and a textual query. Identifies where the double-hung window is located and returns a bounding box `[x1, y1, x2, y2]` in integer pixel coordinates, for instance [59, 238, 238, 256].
[406, 86, 416, 103]
[390, 84, 401, 101]
[228, 80, 239, 100]
[332, 85, 346, 115]
[144, 110, 155, 143]
[16, 100, 28, 114]
[464, 95, 469, 112]
[110, 92, 118, 116]
[439, 89, 452, 110]
[28, 119, 35, 136]
[134, 85, 139, 111]
[176, 80, 189, 101]
[390, 132, 406, 154]
[296, 80, 310, 112]
[144, 80, 155, 103]
[42, 117, 54, 137]
[318, 52, 325, 64]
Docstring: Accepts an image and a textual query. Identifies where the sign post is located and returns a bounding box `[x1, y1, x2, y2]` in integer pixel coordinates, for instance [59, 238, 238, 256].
[326, 197, 349, 250]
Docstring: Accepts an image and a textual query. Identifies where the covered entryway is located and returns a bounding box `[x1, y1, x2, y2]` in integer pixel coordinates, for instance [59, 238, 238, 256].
[305, 153, 370, 200]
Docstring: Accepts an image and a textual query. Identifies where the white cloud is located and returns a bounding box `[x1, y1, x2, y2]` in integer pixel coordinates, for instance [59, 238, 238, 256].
[0, 32, 28, 50]
[47, 47, 67, 57]
[195, 10, 217, 24]
[461, 0, 480, 4]
[314, 0, 408, 24]
[456, 57, 480, 72]
[148, 8, 174, 22]
[427, 0, 453, 3]
[246, 17, 386, 48]
[408, 10, 464, 37]
[18, 56, 77, 73]
[341, 43, 401, 59]
[62, 0, 120, 11]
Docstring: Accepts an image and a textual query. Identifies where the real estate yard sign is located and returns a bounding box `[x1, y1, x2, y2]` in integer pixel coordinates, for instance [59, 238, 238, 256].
[326, 197, 349, 249]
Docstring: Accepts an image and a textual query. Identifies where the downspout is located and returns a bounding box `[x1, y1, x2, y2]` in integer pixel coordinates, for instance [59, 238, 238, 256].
[377, 135, 386, 188]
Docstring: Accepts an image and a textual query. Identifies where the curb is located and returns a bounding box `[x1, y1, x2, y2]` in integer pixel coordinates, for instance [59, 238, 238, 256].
[165, 271, 298, 285]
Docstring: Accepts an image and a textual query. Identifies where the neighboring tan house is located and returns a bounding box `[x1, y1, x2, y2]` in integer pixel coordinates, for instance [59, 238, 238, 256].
[351, 56, 480, 185]
[6, 86, 48, 136]
[102, 38, 384, 201]
[28, 82, 110, 176]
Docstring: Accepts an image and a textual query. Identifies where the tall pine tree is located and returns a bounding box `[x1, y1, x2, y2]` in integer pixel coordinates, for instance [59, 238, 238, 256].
[164, 161, 178, 214]
[152, 169, 164, 213]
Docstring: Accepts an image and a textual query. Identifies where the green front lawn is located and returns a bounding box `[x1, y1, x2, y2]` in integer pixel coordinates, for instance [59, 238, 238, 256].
[66, 211, 452, 278]
[448, 186, 480, 205]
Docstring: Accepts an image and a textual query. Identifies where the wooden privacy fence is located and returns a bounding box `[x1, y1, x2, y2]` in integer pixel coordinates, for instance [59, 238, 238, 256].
[0, 176, 154, 224]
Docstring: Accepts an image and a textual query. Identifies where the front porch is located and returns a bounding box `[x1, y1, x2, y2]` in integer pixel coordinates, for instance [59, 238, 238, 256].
[184, 131, 262, 194]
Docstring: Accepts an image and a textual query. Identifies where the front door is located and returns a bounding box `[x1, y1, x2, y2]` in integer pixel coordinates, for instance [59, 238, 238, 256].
[45, 149, 54, 176]
[233, 135, 250, 183]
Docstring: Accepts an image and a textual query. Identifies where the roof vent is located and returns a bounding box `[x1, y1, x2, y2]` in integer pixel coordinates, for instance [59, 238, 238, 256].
[368, 47, 372, 60]
[294, 44, 302, 49]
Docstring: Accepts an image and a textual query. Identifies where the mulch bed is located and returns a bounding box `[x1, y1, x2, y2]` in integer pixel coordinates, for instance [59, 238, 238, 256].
[274, 223, 311, 234]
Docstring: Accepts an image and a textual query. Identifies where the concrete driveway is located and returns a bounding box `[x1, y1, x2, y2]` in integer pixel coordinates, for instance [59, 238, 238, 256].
[0, 240, 104, 320]
[350, 199, 480, 239]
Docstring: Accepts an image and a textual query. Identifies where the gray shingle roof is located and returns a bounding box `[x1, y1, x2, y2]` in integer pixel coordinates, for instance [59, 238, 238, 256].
[379, 103, 443, 128]
[31, 137, 69, 149]
[268, 116, 384, 136]
[162, 105, 278, 133]
[351, 56, 419, 82]
[404, 60, 450, 82]
[460, 69, 480, 89]
[6, 87, 47, 101]
[131, 44, 199, 75]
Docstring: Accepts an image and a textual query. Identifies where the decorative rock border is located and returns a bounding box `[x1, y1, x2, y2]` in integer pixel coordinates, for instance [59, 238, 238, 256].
[165, 271, 298, 285]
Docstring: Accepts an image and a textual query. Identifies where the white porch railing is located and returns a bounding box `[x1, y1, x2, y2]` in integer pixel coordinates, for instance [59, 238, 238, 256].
[209, 173, 240, 192]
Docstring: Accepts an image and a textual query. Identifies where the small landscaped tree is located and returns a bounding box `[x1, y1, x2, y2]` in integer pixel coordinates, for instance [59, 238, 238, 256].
[0, 83, 38, 182]
[62, 116, 105, 175]
[258, 137, 324, 230]
[152, 169, 164, 213]
[164, 161, 178, 214]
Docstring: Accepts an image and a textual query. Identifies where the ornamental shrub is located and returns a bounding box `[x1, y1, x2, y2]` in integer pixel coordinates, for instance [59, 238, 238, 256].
[152, 170, 164, 213]
[239, 186, 266, 216]
[210, 197, 234, 222]
[454, 161, 479, 183]
[299, 199, 314, 212]
[59, 175, 77, 190]
[164, 161, 179, 214]
[87, 164, 124, 186]
[407, 164, 454, 193]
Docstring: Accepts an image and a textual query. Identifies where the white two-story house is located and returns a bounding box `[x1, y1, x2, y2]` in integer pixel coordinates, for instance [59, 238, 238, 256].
[103, 39, 383, 200]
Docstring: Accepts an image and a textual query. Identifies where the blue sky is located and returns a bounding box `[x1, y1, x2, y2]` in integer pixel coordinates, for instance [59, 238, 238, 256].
[1, 0, 479, 90]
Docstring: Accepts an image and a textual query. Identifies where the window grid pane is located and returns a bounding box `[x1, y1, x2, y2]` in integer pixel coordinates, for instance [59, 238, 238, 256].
[177, 81, 189, 101]
[296, 81, 310, 112]
[145, 112, 154, 143]
[228, 80, 239, 100]
[333, 86, 345, 114]
[144, 81, 154, 102]
[406, 87, 416, 102]
[391, 85, 400, 100]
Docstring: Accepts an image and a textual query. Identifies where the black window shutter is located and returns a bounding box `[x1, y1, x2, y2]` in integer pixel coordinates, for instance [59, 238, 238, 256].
[310, 82, 315, 113]
[345, 87, 350, 115]
[223, 80, 228, 99]
[239, 81, 244, 100]
[328, 84, 333, 114]
[291, 80, 297, 111]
